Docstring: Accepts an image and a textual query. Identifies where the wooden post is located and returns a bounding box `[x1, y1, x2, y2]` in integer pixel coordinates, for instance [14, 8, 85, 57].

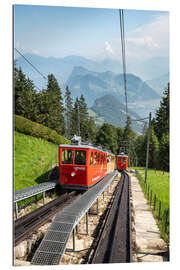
[43, 191, 45, 205]
[145, 112, 152, 184]
[147, 185, 149, 201]
[154, 194, 156, 210]
[150, 190, 152, 206]
[15, 202, 18, 220]
[165, 209, 169, 233]
[96, 198, 99, 215]
[73, 227, 76, 251]
[158, 201, 162, 220]
[86, 212, 88, 235]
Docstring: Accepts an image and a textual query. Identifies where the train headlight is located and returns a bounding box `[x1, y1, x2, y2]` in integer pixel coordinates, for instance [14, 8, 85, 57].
[71, 172, 75, 177]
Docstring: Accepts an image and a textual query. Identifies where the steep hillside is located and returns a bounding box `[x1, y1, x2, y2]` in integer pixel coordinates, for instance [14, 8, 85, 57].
[14, 115, 70, 192]
[146, 73, 169, 96]
[91, 95, 144, 133]
[14, 131, 59, 191]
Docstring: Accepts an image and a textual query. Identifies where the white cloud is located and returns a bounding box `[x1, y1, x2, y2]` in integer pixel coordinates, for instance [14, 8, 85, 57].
[104, 41, 115, 56]
[101, 13, 169, 62]
[126, 14, 169, 59]
[15, 41, 40, 56]
[127, 36, 159, 48]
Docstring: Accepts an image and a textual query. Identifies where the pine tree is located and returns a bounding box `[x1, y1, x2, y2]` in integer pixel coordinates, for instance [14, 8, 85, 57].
[14, 66, 38, 121]
[135, 135, 145, 166]
[123, 116, 137, 165]
[116, 126, 124, 154]
[71, 94, 95, 142]
[148, 127, 159, 168]
[14, 66, 27, 116]
[64, 86, 73, 139]
[154, 83, 169, 140]
[86, 116, 96, 143]
[159, 133, 169, 171]
[79, 94, 89, 140]
[35, 89, 49, 126]
[71, 97, 80, 136]
[123, 116, 136, 141]
[95, 123, 118, 154]
[44, 74, 64, 134]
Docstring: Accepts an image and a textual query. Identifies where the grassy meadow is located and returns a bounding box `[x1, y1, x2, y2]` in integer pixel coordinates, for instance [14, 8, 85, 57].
[14, 131, 59, 191]
[133, 167, 170, 242]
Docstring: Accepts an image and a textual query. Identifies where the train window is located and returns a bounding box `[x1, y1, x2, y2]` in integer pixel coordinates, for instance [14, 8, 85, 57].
[94, 152, 97, 166]
[101, 153, 103, 164]
[75, 150, 86, 165]
[123, 157, 126, 162]
[90, 152, 93, 166]
[97, 152, 100, 164]
[61, 149, 73, 164]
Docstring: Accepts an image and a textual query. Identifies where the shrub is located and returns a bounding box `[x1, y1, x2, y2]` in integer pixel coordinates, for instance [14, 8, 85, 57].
[14, 115, 70, 145]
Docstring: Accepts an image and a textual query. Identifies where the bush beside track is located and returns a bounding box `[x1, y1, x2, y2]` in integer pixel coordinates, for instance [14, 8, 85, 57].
[14, 115, 70, 145]
[14, 115, 70, 206]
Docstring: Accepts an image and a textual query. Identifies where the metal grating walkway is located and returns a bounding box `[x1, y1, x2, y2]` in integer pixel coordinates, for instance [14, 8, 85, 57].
[14, 179, 59, 203]
[31, 170, 118, 265]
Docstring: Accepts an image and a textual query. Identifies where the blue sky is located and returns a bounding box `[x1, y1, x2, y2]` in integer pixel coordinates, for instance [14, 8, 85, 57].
[14, 5, 169, 61]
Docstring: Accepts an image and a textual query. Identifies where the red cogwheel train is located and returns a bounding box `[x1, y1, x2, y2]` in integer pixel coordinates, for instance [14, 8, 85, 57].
[59, 135, 127, 190]
[116, 153, 128, 171]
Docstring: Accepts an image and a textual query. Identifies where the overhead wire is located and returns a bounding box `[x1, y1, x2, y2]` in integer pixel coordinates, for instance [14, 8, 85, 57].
[14, 47, 66, 91]
[119, 9, 128, 118]
[14, 48, 48, 81]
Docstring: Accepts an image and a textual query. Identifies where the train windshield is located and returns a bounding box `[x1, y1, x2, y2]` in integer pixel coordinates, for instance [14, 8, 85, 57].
[119, 156, 126, 163]
[75, 150, 86, 165]
[61, 149, 74, 164]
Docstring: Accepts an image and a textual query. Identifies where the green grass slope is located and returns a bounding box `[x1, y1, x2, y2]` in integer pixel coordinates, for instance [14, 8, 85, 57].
[133, 167, 169, 242]
[14, 131, 59, 191]
[135, 167, 169, 208]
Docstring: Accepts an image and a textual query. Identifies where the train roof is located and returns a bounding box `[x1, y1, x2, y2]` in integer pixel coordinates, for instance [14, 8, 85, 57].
[117, 154, 128, 157]
[59, 144, 114, 155]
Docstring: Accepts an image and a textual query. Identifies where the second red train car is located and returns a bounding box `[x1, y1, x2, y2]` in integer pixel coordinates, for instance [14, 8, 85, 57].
[117, 153, 128, 171]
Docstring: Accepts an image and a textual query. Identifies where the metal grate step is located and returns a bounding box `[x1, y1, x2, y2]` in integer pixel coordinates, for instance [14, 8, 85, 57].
[14, 180, 59, 203]
[31, 171, 118, 265]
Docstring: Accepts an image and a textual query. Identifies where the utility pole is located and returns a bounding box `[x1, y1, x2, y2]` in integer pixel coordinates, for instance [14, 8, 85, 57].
[145, 112, 152, 184]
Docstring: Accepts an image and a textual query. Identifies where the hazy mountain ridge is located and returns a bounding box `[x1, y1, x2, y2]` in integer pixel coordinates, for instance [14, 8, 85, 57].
[67, 66, 160, 106]
[146, 73, 169, 96]
[16, 53, 169, 89]
[90, 95, 144, 134]
[15, 53, 169, 120]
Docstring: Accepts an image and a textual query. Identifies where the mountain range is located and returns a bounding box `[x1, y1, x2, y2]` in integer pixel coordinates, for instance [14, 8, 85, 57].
[15, 53, 169, 127]
[15, 53, 169, 89]
[90, 95, 144, 134]
[67, 66, 161, 107]
[146, 73, 169, 96]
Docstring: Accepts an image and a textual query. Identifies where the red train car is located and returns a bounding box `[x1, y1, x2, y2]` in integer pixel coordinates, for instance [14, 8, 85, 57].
[107, 152, 116, 173]
[117, 153, 128, 171]
[59, 141, 108, 190]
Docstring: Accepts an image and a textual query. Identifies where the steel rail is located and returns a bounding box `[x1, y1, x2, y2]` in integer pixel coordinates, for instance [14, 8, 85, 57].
[91, 171, 132, 263]
[14, 191, 81, 246]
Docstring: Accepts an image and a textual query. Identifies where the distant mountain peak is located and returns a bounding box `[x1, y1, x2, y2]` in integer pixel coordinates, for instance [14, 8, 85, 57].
[91, 94, 143, 133]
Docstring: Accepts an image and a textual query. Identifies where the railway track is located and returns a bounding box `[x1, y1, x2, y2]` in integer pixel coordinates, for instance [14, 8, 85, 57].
[14, 191, 82, 246]
[91, 171, 132, 263]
